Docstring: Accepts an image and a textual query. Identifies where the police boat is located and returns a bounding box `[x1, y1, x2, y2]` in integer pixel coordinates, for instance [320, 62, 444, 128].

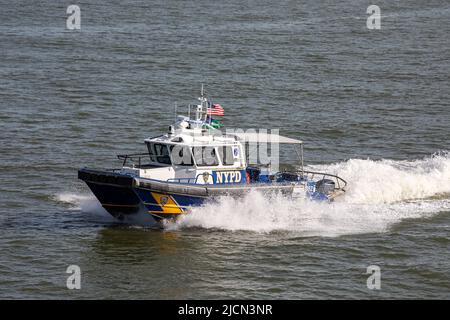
[78, 88, 347, 225]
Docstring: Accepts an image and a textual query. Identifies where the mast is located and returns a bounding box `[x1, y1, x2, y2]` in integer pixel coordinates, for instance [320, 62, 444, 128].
[198, 84, 208, 123]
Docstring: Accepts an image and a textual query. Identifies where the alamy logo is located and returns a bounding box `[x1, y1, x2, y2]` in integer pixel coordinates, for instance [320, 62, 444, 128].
[225, 128, 280, 172]
[66, 5, 81, 30]
[366, 265, 381, 290]
[66, 265, 81, 290]
[367, 5, 381, 30]
[169, 128, 281, 171]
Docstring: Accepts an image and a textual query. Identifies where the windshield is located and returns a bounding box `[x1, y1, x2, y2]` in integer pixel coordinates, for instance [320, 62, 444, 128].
[192, 146, 219, 166]
[148, 143, 171, 165]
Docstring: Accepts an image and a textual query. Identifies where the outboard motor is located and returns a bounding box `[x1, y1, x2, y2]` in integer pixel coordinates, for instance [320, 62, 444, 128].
[315, 179, 335, 195]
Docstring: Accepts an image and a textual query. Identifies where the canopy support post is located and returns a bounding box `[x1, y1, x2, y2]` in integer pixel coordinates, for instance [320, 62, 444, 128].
[301, 143, 304, 176]
[295, 144, 304, 176]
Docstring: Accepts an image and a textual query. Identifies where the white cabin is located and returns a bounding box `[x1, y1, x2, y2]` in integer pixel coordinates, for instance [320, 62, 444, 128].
[120, 94, 248, 185]
[119, 89, 304, 185]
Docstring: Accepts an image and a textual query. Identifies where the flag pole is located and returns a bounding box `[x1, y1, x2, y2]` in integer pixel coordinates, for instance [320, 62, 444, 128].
[209, 96, 212, 126]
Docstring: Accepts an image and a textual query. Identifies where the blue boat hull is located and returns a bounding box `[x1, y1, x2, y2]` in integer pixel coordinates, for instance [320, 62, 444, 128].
[78, 168, 338, 223]
[78, 169, 142, 220]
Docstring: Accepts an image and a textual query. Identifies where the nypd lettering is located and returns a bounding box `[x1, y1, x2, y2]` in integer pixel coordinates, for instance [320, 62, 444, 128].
[213, 170, 245, 184]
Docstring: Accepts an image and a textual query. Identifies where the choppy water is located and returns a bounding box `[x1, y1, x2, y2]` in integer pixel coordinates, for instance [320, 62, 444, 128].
[1, 0, 450, 299]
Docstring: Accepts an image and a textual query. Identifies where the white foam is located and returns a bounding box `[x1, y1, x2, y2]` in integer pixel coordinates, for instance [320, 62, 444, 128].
[56, 192, 151, 224]
[56, 192, 109, 216]
[57, 192, 91, 207]
[167, 152, 450, 235]
[310, 151, 450, 204]
[167, 192, 450, 236]
[61, 153, 450, 236]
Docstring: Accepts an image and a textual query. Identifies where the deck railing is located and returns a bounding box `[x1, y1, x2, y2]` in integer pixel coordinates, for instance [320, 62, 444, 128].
[117, 153, 150, 168]
[115, 154, 347, 190]
[296, 170, 347, 190]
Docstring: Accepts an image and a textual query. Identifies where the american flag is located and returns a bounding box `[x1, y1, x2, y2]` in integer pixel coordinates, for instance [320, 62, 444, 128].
[207, 103, 224, 116]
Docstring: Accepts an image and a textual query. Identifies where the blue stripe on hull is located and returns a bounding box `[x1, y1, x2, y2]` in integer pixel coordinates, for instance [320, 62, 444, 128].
[133, 189, 161, 212]
[170, 193, 206, 207]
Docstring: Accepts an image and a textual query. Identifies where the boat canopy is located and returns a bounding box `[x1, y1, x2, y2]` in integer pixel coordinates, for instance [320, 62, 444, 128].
[230, 132, 302, 144]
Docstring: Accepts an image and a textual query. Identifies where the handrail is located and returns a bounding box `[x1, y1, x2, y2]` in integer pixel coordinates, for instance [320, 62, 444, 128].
[117, 153, 150, 168]
[166, 173, 207, 184]
[166, 177, 198, 184]
[115, 156, 348, 190]
[296, 170, 347, 190]
[166, 170, 347, 190]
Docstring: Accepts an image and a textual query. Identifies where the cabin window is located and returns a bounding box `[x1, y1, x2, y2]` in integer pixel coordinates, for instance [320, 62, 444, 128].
[170, 145, 194, 166]
[217, 146, 235, 166]
[148, 143, 171, 164]
[192, 146, 219, 166]
[147, 143, 155, 162]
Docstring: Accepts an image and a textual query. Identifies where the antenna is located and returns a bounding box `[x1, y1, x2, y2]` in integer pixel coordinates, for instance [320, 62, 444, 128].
[174, 102, 177, 123]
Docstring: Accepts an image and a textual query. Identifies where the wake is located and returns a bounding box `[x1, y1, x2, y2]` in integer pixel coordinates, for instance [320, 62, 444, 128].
[168, 152, 450, 235]
[59, 152, 450, 236]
